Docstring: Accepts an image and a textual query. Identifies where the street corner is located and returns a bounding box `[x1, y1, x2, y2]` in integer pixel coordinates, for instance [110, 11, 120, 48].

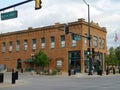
[0, 80, 26, 88]
[0, 82, 16, 88]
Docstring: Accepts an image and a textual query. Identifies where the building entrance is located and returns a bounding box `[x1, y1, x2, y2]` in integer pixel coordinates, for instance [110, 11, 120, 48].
[68, 51, 81, 73]
[17, 59, 22, 70]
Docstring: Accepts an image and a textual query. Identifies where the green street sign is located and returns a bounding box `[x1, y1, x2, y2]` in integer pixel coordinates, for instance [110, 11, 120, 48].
[1, 10, 18, 20]
[72, 34, 81, 41]
[75, 36, 81, 41]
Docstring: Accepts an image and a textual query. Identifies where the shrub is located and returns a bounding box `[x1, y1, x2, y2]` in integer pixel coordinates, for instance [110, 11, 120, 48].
[52, 69, 57, 75]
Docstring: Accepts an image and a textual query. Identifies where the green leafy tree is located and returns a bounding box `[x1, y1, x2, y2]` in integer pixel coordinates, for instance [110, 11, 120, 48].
[34, 50, 49, 72]
[115, 46, 120, 65]
[115, 46, 120, 60]
[108, 47, 120, 66]
[109, 47, 117, 66]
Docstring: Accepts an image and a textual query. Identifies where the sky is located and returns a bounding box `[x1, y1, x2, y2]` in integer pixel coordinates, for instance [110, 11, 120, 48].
[0, 0, 120, 49]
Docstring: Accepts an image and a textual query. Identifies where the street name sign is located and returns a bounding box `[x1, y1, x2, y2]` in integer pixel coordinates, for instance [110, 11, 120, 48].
[72, 34, 81, 41]
[1, 10, 18, 20]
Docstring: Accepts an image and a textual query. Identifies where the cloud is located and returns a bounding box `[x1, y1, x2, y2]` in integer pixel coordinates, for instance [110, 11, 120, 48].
[0, 0, 120, 49]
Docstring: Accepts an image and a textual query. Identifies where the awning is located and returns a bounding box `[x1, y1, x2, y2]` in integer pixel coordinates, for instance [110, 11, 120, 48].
[24, 58, 34, 63]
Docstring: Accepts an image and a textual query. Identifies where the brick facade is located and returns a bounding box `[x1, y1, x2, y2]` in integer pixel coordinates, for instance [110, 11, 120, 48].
[0, 18, 107, 73]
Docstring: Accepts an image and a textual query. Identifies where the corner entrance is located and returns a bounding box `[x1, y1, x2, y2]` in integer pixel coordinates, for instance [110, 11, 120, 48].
[68, 51, 81, 73]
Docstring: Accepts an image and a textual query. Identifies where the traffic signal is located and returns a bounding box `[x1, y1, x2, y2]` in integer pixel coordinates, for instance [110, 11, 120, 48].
[87, 48, 90, 58]
[35, 0, 42, 10]
[87, 48, 90, 55]
[65, 25, 69, 34]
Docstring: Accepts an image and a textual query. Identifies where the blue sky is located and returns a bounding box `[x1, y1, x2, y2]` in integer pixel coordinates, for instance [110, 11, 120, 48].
[0, 0, 120, 49]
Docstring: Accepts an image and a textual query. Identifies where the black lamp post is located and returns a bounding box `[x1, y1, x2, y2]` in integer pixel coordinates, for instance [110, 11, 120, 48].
[82, 0, 92, 75]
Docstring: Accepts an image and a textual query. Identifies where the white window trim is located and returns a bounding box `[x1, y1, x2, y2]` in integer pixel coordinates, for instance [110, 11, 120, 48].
[2, 47, 6, 52]
[41, 43, 45, 49]
[32, 44, 36, 50]
[72, 40, 76, 47]
[61, 41, 65, 48]
[51, 42, 55, 48]
[9, 46, 13, 52]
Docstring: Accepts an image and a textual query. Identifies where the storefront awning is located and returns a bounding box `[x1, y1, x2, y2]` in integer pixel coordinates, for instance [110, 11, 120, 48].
[24, 58, 34, 63]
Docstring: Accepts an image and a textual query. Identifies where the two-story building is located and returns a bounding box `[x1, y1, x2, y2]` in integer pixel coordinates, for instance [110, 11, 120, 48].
[0, 18, 107, 74]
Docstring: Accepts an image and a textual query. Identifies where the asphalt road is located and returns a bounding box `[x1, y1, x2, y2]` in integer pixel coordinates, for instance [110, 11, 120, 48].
[0, 72, 120, 90]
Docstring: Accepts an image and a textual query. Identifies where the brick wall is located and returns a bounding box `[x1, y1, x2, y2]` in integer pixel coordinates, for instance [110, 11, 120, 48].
[0, 18, 107, 73]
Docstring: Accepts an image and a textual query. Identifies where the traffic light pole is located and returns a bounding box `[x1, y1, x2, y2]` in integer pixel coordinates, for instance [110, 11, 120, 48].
[0, 0, 34, 11]
[83, 0, 92, 75]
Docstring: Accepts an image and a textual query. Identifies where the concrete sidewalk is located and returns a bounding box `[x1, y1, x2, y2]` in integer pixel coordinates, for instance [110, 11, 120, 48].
[0, 72, 120, 88]
[75, 72, 120, 78]
[0, 72, 25, 88]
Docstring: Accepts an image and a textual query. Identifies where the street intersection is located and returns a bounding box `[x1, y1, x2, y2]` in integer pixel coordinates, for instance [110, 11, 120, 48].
[0, 72, 120, 90]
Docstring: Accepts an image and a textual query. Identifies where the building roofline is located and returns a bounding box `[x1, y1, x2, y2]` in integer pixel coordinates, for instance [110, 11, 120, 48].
[0, 18, 107, 37]
[68, 18, 107, 33]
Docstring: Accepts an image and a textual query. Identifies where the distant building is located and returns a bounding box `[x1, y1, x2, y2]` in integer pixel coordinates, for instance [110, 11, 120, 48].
[0, 18, 107, 74]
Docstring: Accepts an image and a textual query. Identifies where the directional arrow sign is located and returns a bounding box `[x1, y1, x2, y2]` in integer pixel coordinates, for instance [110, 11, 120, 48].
[1, 10, 18, 20]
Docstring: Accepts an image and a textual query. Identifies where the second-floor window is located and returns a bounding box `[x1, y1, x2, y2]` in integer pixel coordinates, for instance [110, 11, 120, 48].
[41, 37, 45, 49]
[9, 41, 13, 52]
[51, 36, 55, 49]
[32, 39, 36, 50]
[2, 42, 6, 52]
[72, 34, 76, 47]
[84, 34, 88, 46]
[16, 40, 20, 51]
[24, 40, 28, 51]
[61, 35, 65, 48]
[101, 39, 105, 49]
[99, 38, 102, 49]
[94, 36, 98, 48]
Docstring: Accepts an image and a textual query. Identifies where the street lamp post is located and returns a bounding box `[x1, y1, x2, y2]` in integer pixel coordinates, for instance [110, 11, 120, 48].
[82, 0, 92, 75]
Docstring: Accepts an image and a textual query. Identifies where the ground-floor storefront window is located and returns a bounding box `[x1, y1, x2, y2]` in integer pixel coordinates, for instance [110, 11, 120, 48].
[84, 51, 103, 73]
[68, 51, 81, 73]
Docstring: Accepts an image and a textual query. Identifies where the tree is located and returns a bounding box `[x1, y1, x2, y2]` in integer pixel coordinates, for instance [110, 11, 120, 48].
[115, 46, 120, 66]
[34, 50, 49, 72]
[115, 46, 120, 60]
[109, 47, 117, 66]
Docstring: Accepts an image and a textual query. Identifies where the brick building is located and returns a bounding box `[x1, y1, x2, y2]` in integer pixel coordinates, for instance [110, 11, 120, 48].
[0, 18, 107, 73]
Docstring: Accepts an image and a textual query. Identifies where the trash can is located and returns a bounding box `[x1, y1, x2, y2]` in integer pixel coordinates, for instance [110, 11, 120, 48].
[12, 72, 16, 84]
[0, 73, 4, 83]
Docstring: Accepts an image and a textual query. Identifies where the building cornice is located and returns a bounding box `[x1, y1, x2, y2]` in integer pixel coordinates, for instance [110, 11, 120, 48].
[0, 18, 107, 37]
[68, 18, 107, 33]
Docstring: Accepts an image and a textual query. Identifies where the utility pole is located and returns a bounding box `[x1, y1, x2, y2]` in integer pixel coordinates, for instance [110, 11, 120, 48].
[82, 0, 92, 75]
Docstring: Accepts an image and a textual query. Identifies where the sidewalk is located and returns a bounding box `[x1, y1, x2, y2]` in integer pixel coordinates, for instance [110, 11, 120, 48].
[75, 72, 120, 78]
[0, 72, 120, 88]
[53, 71, 120, 78]
[0, 72, 25, 88]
